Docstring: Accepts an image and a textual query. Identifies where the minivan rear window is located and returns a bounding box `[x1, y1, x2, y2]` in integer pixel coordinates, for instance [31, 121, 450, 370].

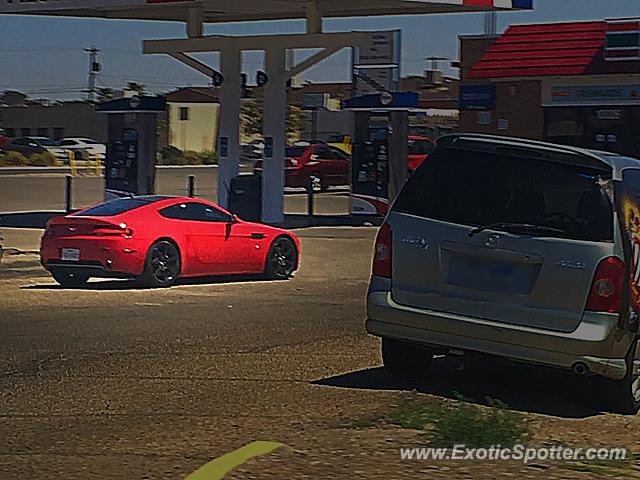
[393, 148, 614, 242]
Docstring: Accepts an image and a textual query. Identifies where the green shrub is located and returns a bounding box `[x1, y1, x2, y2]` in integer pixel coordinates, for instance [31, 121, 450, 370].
[199, 150, 217, 165]
[158, 146, 217, 166]
[181, 151, 203, 165]
[390, 394, 529, 448]
[2, 151, 28, 166]
[0, 154, 5, 167]
[28, 151, 57, 167]
[429, 396, 529, 448]
[160, 145, 182, 161]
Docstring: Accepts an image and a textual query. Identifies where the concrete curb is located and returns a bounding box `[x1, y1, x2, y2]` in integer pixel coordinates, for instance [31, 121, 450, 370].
[0, 164, 250, 175]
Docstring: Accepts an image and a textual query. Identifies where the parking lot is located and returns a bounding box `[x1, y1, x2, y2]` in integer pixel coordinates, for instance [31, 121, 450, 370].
[0, 168, 350, 217]
[2, 226, 640, 479]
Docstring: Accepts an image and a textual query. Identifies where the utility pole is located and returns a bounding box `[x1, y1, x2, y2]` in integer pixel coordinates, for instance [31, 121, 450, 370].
[84, 46, 101, 102]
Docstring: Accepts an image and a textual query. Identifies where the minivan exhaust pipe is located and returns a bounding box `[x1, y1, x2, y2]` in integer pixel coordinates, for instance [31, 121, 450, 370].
[572, 362, 589, 376]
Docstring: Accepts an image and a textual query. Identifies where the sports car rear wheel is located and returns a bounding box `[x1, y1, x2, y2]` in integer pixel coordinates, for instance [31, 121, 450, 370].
[265, 237, 297, 280]
[51, 269, 89, 288]
[139, 240, 180, 288]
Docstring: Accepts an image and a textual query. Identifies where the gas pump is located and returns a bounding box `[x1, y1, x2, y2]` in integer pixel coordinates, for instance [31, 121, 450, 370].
[343, 92, 417, 215]
[97, 96, 165, 200]
[351, 114, 391, 215]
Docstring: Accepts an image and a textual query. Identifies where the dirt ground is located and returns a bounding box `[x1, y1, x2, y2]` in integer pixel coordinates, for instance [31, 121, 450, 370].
[1, 227, 639, 479]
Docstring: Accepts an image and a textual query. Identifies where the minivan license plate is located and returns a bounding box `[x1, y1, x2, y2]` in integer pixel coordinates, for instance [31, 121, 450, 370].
[61, 248, 80, 261]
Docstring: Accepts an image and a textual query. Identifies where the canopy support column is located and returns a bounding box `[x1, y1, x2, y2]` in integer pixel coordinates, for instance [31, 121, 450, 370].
[217, 46, 241, 209]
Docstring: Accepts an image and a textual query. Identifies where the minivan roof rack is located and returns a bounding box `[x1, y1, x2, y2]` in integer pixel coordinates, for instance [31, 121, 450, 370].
[437, 133, 619, 172]
[439, 133, 619, 164]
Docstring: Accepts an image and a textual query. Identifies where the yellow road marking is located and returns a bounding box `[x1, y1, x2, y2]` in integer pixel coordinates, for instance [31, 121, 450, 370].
[185, 441, 285, 480]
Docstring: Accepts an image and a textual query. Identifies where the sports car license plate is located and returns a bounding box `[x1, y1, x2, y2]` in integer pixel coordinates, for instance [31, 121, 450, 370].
[61, 248, 80, 261]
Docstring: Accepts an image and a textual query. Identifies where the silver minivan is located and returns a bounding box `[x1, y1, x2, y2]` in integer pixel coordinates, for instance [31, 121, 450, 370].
[367, 134, 640, 414]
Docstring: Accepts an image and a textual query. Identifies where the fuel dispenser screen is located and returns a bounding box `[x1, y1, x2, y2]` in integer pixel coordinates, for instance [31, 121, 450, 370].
[106, 129, 139, 195]
[351, 119, 390, 215]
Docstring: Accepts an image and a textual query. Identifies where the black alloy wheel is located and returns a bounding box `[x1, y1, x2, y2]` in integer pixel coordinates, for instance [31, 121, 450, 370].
[265, 237, 297, 280]
[140, 240, 181, 288]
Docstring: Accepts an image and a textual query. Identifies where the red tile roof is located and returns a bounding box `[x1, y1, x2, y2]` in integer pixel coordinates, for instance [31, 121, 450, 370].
[468, 21, 607, 79]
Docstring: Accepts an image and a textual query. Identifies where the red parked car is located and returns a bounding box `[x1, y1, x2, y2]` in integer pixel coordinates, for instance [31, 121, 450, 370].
[254, 143, 350, 193]
[407, 135, 435, 172]
[0, 129, 9, 150]
[40, 196, 300, 288]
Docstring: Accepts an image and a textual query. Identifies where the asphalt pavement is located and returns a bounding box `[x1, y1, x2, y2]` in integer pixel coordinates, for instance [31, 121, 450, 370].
[0, 168, 350, 216]
[1, 227, 638, 479]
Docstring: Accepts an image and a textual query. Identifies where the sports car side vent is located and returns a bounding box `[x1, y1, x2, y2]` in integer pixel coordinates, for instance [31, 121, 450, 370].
[251, 233, 266, 239]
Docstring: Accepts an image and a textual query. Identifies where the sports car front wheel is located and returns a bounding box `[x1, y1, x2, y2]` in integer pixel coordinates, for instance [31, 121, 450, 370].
[139, 240, 181, 288]
[264, 237, 297, 280]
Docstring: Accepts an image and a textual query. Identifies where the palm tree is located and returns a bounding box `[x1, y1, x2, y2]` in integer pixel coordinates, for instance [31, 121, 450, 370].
[126, 82, 146, 95]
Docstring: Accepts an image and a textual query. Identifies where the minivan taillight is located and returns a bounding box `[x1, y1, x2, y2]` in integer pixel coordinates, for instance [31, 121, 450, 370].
[372, 223, 392, 278]
[586, 256, 624, 313]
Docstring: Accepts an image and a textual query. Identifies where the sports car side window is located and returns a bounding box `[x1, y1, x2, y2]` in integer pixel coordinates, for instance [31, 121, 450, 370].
[160, 202, 232, 222]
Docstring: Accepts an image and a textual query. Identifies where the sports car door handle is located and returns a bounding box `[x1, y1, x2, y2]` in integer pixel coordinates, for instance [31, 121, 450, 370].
[251, 233, 266, 239]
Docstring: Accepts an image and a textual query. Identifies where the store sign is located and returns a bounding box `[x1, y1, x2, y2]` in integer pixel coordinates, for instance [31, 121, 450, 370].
[596, 109, 623, 120]
[302, 93, 329, 109]
[356, 31, 397, 65]
[460, 85, 496, 110]
[352, 30, 401, 97]
[497, 118, 509, 131]
[550, 85, 640, 106]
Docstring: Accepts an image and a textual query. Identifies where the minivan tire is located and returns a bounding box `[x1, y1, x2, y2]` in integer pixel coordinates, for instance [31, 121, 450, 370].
[382, 337, 433, 380]
[606, 337, 640, 415]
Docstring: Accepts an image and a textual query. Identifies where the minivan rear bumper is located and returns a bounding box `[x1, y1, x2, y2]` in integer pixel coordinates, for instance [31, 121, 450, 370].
[366, 276, 630, 380]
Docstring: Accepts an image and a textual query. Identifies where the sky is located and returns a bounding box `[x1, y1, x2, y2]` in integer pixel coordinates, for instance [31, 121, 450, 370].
[0, 0, 637, 100]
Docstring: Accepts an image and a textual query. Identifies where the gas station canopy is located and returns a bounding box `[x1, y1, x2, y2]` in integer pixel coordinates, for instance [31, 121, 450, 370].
[0, 0, 532, 224]
[0, 0, 532, 23]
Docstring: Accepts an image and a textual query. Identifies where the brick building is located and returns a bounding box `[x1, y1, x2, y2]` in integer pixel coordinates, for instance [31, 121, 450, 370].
[459, 19, 640, 157]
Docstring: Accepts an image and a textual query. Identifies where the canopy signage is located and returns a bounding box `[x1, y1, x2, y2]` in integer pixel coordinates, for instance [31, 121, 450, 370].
[548, 85, 640, 106]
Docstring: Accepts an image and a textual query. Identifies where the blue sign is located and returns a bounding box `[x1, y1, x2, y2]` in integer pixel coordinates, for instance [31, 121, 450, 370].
[459, 85, 496, 111]
[342, 91, 419, 110]
[512, 0, 533, 8]
[264, 137, 274, 158]
[219, 136, 228, 158]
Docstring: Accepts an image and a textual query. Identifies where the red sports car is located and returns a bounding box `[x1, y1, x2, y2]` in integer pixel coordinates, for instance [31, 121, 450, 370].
[254, 143, 350, 193]
[40, 196, 300, 288]
[407, 135, 435, 172]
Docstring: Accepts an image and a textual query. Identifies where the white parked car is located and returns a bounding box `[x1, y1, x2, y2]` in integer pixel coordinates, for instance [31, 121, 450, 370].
[58, 138, 106, 160]
[4, 136, 72, 162]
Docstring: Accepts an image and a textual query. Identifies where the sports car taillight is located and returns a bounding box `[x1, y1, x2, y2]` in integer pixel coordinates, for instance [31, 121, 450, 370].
[372, 223, 392, 278]
[91, 223, 133, 237]
[586, 256, 624, 313]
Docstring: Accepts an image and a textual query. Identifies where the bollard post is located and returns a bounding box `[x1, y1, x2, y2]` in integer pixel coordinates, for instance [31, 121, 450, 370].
[68, 151, 77, 176]
[64, 175, 73, 213]
[307, 188, 315, 218]
[188, 175, 196, 198]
